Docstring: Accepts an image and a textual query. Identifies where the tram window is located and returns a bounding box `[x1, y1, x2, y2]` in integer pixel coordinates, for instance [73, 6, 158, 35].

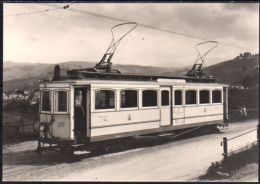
[212, 90, 221, 103]
[161, 90, 169, 106]
[185, 90, 197, 105]
[142, 90, 157, 107]
[95, 90, 115, 109]
[55, 91, 67, 112]
[175, 90, 182, 105]
[41, 91, 51, 112]
[200, 90, 210, 104]
[121, 90, 138, 108]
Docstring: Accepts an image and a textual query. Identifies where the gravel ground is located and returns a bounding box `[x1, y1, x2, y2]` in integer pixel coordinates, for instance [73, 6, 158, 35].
[2, 120, 258, 182]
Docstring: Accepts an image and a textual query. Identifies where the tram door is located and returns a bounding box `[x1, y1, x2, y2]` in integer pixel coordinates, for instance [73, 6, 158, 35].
[74, 87, 90, 140]
[160, 87, 172, 126]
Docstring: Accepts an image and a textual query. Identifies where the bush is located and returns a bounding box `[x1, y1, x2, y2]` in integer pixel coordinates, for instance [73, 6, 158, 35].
[4, 100, 39, 114]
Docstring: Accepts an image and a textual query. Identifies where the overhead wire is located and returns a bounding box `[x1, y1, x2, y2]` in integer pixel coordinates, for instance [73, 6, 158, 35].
[38, 3, 251, 51]
[5, 3, 252, 51]
[4, 7, 62, 17]
[4, 3, 75, 17]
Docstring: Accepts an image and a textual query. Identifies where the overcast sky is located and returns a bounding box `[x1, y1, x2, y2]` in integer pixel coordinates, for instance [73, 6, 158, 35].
[4, 3, 259, 67]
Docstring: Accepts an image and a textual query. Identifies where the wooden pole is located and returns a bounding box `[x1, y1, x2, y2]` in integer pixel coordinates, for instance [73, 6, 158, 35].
[222, 137, 228, 159]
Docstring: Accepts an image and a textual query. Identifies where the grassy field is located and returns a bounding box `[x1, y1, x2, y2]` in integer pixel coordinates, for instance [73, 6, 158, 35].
[199, 143, 258, 181]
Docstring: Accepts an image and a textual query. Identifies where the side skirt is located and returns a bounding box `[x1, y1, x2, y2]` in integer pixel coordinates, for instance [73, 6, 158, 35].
[90, 120, 223, 142]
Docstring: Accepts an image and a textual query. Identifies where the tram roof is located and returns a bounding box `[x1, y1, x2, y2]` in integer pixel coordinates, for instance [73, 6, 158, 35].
[53, 70, 218, 83]
[41, 72, 226, 86]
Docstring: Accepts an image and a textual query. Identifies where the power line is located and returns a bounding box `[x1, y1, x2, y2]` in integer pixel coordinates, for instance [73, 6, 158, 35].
[39, 3, 251, 51]
[4, 3, 75, 17]
[4, 7, 62, 17]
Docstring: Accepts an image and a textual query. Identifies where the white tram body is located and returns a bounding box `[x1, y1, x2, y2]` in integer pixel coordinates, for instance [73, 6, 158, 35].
[39, 77, 228, 144]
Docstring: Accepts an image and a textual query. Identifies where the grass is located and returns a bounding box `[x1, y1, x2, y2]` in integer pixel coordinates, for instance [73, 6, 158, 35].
[199, 143, 258, 180]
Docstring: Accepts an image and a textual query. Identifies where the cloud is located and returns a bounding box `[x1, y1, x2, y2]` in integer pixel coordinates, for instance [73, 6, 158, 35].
[3, 3, 259, 67]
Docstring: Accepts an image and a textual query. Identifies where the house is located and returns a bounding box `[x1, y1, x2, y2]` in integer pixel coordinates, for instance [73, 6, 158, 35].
[230, 85, 245, 90]
[3, 92, 9, 101]
[30, 91, 40, 105]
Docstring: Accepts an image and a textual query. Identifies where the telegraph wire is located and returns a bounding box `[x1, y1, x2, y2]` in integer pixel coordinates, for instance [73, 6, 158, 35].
[39, 3, 251, 51]
[5, 3, 251, 51]
[4, 7, 62, 17]
[4, 3, 74, 17]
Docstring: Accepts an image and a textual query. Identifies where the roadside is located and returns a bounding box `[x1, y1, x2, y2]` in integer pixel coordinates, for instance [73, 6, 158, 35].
[198, 142, 258, 182]
[217, 163, 258, 182]
[3, 120, 258, 181]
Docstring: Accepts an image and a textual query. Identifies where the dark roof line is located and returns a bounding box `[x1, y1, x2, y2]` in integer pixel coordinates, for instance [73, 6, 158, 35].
[65, 70, 217, 83]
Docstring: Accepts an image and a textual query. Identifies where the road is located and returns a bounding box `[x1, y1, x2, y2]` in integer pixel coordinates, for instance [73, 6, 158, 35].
[2, 120, 258, 181]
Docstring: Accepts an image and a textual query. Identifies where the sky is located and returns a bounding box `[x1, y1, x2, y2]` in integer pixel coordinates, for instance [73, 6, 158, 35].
[4, 3, 259, 68]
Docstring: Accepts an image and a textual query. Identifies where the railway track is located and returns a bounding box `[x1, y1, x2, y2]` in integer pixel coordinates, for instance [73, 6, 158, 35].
[3, 162, 58, 179]
[3, 125, 223, 180]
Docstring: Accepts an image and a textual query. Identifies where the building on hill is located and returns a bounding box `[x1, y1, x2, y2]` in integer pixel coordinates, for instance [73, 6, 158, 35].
[230, 85, 245, 90]
[243, 52, 252, 59]
[30, 90, 40, 105]
[3, 92, 9, 101]
[235, 52, 258, 60]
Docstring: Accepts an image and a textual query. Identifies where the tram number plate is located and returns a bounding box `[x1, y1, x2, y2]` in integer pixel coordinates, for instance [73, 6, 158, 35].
[58, 122, 65, 127]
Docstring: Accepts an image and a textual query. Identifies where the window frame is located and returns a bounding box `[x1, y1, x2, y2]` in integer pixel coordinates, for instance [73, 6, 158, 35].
[40, 90, 52, 113]
[185, 89, 197, 106]
[94, 89, 117, 112]
[161, 89, 170, 107]
[119, 89, 139, 111]
[212, 89, 222, 104]
[54, 89, 69, 114]
[141, 89, 159, 109]
[199, 89, 210, 105]
[174, 89, 183, 107]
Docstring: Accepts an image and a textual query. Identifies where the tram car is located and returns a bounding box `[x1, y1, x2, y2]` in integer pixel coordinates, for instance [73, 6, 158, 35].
[37, 23, 229, 156]
[37, 68, 229, 155]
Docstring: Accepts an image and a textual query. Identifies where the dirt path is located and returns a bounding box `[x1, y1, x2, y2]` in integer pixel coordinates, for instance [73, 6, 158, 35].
[3, 120, 258, 181]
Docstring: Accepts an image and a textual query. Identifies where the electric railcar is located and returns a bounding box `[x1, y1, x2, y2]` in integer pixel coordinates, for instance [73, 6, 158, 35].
[37, 69, 229, 156]
[37, 22, 229, 156]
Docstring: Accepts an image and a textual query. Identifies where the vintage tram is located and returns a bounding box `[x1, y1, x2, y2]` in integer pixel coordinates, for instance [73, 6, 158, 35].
[37, 70, 229, 155]
[37, 22, 229, 156]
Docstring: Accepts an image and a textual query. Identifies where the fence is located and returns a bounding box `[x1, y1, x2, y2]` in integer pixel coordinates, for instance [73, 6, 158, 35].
[228, 108, 258, 122]
[221, 125, 259, 159]
[3, 117, 40, 140]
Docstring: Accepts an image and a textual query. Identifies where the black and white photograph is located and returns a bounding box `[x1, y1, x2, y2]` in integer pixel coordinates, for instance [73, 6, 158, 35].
[2, 2, 259, 182]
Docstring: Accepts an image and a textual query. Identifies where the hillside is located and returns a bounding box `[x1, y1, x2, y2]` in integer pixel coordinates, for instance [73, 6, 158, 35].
[206, 55, 259, 85]
[3, 62, 54, 82]
[3, 54, 259, 91]
[3, 61, 185, 91]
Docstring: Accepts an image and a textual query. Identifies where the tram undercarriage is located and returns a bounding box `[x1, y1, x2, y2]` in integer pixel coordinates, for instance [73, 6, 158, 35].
[36, 122, 228, 161]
